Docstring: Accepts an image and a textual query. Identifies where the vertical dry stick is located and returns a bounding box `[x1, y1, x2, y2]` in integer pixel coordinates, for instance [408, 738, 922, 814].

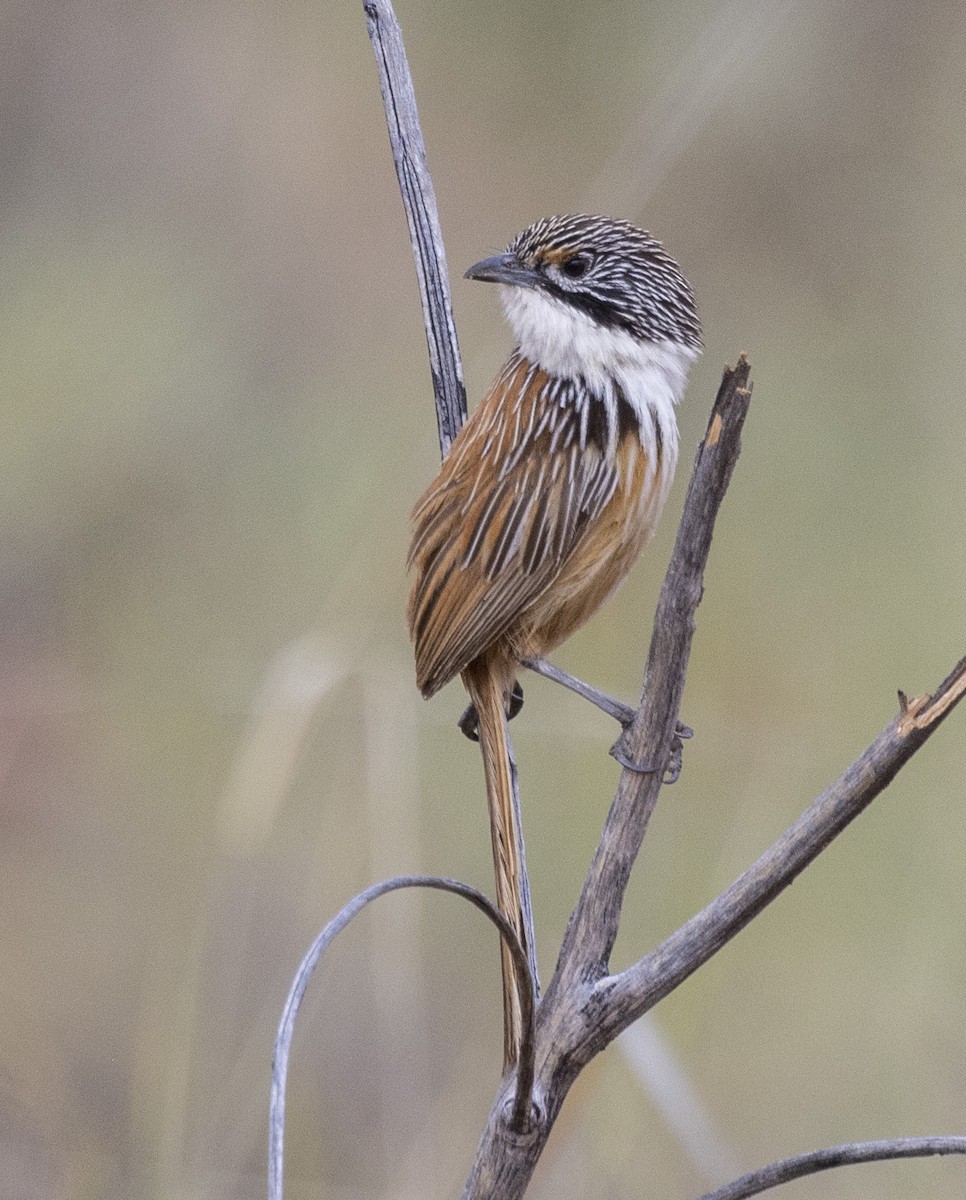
[363, 0, 466, 455]
[363, 0, 540, 999]
[459, 362, 753, 1200]
[541, 362, 751, 1020]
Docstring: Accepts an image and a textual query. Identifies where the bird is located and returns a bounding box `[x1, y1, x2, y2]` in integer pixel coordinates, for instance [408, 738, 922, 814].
[407, 214, 702, 1068]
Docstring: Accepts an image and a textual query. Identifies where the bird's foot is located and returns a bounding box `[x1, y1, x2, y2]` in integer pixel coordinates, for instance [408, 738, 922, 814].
[609, 720, 693, 784]
[458, 681, 525, 742]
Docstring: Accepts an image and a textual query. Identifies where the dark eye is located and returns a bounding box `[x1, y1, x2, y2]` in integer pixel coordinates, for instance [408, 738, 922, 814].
[560, 254, 591, 280]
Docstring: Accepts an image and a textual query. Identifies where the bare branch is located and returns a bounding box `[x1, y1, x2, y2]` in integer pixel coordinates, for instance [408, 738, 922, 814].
[695, 1136, 966, 1200]
[363, 0, 467, 454]
[592, 654, 966, 1046]
[268, 876, 536, 1200]
[459, 343, 964, 1195]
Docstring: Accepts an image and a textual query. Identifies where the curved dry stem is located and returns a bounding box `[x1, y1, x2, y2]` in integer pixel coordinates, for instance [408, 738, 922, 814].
[695, 1136, 966, 1200]
[268, 875, 536, 1200]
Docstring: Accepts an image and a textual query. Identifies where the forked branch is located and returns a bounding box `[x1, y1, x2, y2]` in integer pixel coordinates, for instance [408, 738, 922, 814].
[460, 432, 966, 1194]
[340, 3, 966, 1197]
[460, 359, 753, 1198]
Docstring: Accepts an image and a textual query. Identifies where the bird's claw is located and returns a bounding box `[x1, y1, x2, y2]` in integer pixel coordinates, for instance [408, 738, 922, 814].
[458, 703, 481, 742]
[609, 719, 693, 783]
[609, 740, 660, 774]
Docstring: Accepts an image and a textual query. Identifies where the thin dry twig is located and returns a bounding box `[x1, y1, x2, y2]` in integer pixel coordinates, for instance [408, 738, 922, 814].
[268, 876, 536, 1200]
[695, 1136, 966, 1200]
[462, 642, 966, 1195]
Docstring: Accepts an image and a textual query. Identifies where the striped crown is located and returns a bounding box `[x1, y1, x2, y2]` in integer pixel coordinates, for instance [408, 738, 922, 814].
[506, 214, 702, 351]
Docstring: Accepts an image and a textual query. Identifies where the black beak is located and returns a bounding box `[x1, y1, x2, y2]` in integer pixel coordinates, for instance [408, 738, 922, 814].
[464, 252, 542, 289]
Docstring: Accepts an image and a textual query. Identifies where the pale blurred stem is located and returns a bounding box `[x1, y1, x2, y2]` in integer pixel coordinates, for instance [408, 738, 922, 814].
[360, 4, 966, 1198]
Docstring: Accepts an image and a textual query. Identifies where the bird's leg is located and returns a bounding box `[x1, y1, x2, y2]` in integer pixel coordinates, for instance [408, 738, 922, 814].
[463, 656, 693, 782]
[458, 680, 524, 742]
[521, 656, 693, 784]
[520, 656, 636, 726]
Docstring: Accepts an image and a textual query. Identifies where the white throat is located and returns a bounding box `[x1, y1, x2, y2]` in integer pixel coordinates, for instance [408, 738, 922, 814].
[501, 280, 696, 468]
[500, 283, 698, 442]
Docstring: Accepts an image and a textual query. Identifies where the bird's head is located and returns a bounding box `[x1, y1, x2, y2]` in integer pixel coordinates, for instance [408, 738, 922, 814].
[465, 214, 701, 385]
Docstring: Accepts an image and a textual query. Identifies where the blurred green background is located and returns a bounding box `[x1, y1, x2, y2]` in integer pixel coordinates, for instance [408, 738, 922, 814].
[2, 0, 964, 1197]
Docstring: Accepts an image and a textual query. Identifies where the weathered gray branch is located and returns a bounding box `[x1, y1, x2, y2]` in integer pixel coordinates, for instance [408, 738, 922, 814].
[593, 653, 966, 1047]
[461, 501, 965, 1196]
[546, 359, 752, 1009]
[695, 1136, 966, 1200]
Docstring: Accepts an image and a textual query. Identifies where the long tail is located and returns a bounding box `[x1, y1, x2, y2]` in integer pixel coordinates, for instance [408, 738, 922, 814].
[462, 658, 533, 1070]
